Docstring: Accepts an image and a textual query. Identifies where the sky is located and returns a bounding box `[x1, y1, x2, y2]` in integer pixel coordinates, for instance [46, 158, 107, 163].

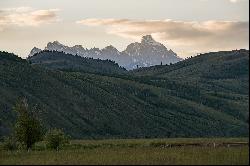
[0, 0, 249, 58]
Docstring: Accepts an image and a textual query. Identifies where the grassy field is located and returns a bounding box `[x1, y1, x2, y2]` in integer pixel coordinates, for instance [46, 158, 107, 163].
[0, 138, 249, 165]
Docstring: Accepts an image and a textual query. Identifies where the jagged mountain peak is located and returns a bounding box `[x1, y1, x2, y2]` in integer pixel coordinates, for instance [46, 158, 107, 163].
[101, 45, 120, 57]
[52, 40, 63, 45]
[46, 41, 64, 47]
[89, 47, 100, 51]
[102, 45, 119, 52]
[141, 35, 154, 42]
[28, 47, 42, 57]
[141, 35, 162, 46]
[45, 41, 69, 53]
[28, 36, 182, 70]
[72, 45, 84, 49]
[104, 45, 117, 50]
[33, 46, 40, 50]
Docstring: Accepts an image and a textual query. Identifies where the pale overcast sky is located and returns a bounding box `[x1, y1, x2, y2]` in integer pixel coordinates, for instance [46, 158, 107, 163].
[0, 0, 249, 58]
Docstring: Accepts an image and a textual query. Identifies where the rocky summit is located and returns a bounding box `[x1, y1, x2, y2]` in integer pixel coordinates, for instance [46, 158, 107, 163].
[28, 35, 182, 70]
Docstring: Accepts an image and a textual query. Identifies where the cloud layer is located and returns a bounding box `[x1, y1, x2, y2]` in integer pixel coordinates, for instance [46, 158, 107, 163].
[0, 7, 60, 30]
[77, 19, 249, 56]
[228, 0, 244, 3]
[201, 0, 246, 3]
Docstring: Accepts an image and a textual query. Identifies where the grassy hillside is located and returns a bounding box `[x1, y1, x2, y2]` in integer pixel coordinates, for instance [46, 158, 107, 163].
[0, 50, 249, 139]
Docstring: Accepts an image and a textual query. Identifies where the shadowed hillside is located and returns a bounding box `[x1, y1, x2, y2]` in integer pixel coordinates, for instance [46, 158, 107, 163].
[0, 50, 249, 139]
[130, 49, 249, 122]
[28, 50, 126, 75]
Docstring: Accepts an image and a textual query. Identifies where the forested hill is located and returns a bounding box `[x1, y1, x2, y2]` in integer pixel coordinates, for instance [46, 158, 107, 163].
[27, 50, 126, 75]
[129, 49, 249, 122]
[131, 49, 249, 80]
[0, 50, 249, 139]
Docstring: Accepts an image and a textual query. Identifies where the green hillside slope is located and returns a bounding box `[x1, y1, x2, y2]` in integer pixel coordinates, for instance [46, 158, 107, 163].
[0, 50, 249, 139]
[130, 49, 249, 122]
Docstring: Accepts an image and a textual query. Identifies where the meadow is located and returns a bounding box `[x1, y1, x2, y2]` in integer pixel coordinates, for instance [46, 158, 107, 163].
[0, 138, 249, 165]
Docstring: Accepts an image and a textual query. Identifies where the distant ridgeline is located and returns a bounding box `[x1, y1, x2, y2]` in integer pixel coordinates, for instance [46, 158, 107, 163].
[28, 50, 127, 75]
[28, 35, 182, 70]
[0, 49, 249, 139]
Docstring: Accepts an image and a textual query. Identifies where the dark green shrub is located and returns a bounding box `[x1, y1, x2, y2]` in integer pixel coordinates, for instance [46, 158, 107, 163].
[2, 136, 19, 151]
[44, 129, 69, 150]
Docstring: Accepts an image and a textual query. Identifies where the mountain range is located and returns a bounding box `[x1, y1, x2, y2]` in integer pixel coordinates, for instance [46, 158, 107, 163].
[28, 35, 182, 70]
[0, 49, 249, 139]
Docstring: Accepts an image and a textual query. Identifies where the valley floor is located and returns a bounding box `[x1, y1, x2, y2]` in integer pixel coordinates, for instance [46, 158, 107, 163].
[0, 138, 249, 165]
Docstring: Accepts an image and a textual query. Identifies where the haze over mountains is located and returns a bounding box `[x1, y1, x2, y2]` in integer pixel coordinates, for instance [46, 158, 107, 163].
[28, 35, 182, 70]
